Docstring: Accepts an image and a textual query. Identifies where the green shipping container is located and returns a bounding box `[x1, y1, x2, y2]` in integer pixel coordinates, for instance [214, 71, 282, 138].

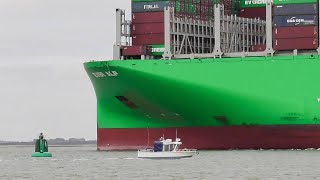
[132, 0, 168, 2]
[212, 0, 241, 15]
[150, 44, 165, 56]
[131, 0, 195, 14]
[275, 0, 318, 4]
[240, 0, 319, 8]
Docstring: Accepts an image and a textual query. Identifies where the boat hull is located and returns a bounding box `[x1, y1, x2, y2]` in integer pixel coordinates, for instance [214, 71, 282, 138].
[138, 150, 197, 159]
[97, 126, 320, 150]
[84, 55, 320, 150]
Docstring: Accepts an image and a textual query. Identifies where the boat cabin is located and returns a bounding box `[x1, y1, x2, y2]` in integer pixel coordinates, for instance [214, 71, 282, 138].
[153, 138, 182, 152]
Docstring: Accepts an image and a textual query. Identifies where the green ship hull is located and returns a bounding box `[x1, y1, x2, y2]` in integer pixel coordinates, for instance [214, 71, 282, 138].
[84, 55, 320, 150]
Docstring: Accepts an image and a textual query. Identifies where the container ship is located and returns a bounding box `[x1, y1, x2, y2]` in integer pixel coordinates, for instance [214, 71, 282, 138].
[84, 0, 320, 150]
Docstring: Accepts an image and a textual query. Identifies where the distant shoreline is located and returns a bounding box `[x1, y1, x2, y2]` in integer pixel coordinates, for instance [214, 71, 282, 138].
[0, 144, 96, 148]
[0, 138, 96, 146]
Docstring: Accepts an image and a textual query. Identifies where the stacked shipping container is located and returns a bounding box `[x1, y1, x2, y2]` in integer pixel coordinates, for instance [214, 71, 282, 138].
[125, 0, 240, 57]
[171, 0, 213, 19]
[218, 0, 240, 15]
[239, 0, 266, 19]
[240, 0, 267, 52]
[124, 0, 168, 57]
[272, 1, 319, 50]
[241, 0, 319, 52]
[171, 0, 240, 18]
[123, 0, 320, 57]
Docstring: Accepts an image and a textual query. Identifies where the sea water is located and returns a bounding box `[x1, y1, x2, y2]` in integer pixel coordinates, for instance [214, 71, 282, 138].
[0, 145, 320, 179]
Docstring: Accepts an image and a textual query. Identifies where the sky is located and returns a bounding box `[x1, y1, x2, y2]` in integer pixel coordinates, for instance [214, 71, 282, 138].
[0, 0, 130, 141]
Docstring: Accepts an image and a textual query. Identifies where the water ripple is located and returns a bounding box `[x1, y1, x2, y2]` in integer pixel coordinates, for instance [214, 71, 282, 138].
[0, 146, 320, 179]
[72, 158, 90, 161]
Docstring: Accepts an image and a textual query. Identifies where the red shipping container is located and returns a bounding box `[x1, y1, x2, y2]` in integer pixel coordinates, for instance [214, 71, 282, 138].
[273, 38, 318, 50]
[250, 44, 266, 52]
[273, 26, 318, 39]
[132, 34, 164, 45]
[122, 45, 151, 56]
[132, 12, 164, 24]
[132, 23, 164, 35]
[239, 8, 266, 20]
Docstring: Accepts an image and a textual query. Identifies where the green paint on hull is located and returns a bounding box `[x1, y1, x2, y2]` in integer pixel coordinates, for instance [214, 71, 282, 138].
[84, 55, 320, 129]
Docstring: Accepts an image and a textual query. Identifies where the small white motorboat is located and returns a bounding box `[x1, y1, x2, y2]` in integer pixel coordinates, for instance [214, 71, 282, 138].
[138, 137, 198, 159]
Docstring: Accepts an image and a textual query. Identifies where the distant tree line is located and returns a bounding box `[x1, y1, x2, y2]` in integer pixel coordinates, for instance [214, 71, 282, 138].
[0, 138, 96, 146]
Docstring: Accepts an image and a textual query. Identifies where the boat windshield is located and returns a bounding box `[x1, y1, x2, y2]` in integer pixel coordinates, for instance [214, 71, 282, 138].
[164, 144, 180, 151]
[164, 145, 170, 151]
[175, 144, 180, 150]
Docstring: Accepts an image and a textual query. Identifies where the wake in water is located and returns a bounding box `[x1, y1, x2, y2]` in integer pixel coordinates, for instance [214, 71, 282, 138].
[123, 157, 141, 160]
[106, 157, 141, 160]
[72, 158, 90, 161]
[255, 148, 320, 151]
[50, 158, 63, 161]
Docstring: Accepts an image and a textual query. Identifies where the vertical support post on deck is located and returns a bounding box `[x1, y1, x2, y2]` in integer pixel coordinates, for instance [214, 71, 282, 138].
[265, 0, 274, 56]
[163, 7, 172, 60]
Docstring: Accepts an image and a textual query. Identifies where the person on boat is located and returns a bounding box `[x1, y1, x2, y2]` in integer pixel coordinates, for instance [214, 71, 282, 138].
[159, 137, 164, 141]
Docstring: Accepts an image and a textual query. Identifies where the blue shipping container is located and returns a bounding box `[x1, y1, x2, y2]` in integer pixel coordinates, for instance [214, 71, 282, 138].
[273, 15, 318, 27]
[132, 1, 170, 13]
[273, 3, 318, 16]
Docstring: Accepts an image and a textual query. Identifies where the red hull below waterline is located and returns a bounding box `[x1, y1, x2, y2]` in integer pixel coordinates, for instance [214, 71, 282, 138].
[97, 126, 320, 151]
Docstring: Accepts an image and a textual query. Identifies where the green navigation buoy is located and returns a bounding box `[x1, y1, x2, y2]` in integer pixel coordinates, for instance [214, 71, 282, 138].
[31, 133, 52, 158]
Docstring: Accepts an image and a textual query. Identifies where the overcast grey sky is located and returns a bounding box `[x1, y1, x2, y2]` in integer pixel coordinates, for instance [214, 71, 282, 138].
[0, 0, 130, 141]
